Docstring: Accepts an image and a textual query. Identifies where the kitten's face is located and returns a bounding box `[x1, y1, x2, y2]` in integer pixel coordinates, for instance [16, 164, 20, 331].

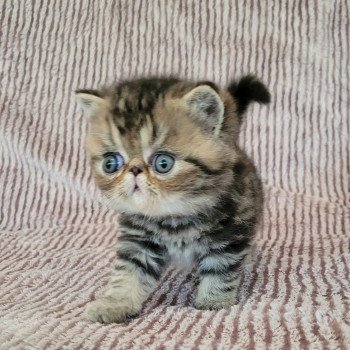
[77, 79, 236, 217]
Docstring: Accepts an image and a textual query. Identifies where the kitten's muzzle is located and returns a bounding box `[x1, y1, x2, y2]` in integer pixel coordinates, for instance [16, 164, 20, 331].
[130, 166, 143, 176]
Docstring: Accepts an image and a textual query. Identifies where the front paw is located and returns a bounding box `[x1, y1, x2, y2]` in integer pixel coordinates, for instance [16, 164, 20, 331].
[194, 296, 235, 310]
[85, 297, 139, 323]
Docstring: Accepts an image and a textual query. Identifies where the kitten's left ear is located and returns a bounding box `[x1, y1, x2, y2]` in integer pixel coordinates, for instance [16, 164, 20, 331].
[75, 89, 106, 118]
[183, 84, 224, 136]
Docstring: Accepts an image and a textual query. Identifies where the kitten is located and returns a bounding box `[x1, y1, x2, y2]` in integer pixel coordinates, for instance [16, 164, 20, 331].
[76, 76, 270, 323]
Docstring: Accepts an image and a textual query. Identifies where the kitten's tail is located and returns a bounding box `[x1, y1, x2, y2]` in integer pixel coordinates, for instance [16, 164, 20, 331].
[227, 75, 270, 116]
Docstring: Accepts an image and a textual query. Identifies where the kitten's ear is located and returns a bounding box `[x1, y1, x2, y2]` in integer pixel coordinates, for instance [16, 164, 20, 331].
[75, 89, 106, 118]
[183, 84, 224, 136]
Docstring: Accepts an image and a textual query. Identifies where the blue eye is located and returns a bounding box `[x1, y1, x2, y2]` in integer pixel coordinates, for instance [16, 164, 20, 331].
[152, 153, 175, 174]
[102, 153, 124, 173]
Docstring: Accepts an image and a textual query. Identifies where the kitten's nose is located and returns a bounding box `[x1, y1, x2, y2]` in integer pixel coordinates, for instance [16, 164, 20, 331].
[130, 166, 143, 176]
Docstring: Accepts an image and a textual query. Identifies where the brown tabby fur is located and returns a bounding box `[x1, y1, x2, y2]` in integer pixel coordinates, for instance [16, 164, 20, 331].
[76, 76, 270, 323]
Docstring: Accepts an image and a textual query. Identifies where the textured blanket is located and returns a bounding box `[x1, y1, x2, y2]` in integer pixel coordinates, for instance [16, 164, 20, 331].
[0, 1, 349, 349]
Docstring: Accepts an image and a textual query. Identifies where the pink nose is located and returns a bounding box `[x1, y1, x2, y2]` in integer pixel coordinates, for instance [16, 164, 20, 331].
[130, 166, 143, 176]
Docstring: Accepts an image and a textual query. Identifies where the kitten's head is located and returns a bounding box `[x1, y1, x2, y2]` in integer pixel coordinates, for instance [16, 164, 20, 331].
[76, 77, 269, 217]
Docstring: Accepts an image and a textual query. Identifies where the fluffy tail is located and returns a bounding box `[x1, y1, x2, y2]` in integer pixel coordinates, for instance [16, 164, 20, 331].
[227, 75, 270, 115]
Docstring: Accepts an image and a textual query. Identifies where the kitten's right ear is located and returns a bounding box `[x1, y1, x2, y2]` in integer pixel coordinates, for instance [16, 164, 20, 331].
[183, 84, 224, 137]
[75, 89, 105, 118]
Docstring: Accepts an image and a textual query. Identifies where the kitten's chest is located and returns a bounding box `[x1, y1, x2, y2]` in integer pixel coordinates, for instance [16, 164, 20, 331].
[154, 232, 208, 270]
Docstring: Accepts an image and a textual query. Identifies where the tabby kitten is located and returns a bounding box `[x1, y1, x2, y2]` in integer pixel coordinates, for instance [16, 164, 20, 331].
[76, 76, 270, 323]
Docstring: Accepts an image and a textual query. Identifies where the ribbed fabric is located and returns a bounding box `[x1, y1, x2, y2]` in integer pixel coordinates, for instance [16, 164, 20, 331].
[0, 1, 349, 349]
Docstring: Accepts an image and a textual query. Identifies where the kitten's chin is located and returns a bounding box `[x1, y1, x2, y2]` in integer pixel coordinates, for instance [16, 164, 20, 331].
[104, 192, 217, 218]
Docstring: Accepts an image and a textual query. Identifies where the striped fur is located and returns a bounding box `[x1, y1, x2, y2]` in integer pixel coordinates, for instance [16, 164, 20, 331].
[1, 0, 349, 348]
[78, 78, 266, 322]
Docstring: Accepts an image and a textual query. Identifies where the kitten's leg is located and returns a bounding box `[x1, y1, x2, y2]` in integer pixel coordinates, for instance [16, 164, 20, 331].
[194, 243, 249, 310]
[86, 235, 167, 323]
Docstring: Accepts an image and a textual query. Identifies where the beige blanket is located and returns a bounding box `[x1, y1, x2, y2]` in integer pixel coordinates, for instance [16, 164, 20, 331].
[0, 1, 349, 349]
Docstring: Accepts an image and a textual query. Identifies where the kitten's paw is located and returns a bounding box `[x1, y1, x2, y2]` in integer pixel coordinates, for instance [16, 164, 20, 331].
[85, 297, 138, 323]
[194, 296, 235, 310]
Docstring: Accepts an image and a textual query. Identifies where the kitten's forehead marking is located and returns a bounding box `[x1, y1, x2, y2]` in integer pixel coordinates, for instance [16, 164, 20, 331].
[107, 118, 128, 160]
[152, 122, 168, 149]
[118, 98, 126, 111]
[139, 115, 169, 162]
[139, 115, 154, 160]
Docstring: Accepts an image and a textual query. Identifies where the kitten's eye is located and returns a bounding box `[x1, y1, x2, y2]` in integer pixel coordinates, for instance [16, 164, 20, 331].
[102, 153, 124, 173]
[152, 153, 175, 174]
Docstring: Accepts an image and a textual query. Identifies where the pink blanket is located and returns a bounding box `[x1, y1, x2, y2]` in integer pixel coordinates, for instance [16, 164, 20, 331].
[1, 1, 349, 349]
